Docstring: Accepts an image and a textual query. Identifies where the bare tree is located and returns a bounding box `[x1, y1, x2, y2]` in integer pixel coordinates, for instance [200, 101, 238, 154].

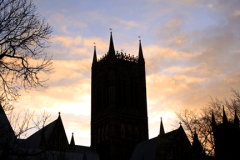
[0, 0, 53, 111]
[175, 88, 240, 156]
[8, 109, 51, 138]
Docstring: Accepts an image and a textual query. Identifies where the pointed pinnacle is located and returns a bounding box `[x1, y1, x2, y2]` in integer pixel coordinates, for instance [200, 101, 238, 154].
[70, 132, 75, 146]
[108, 32, 115, 55]
[222, 105, 228, 123]
[160, 117, 165, 135]
[138, 39, 144, 62]
[211, 111, 216, 126]
[92, 46, 97, 64]
[193, 130, 198, 142]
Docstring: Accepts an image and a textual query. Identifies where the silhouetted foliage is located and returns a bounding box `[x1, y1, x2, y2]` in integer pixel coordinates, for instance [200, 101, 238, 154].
[0, 0, 52, 111]
[175, 88, 240, 156]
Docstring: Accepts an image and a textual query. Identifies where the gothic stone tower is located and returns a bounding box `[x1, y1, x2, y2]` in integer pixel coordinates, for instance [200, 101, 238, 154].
[91, 33, 149, 160]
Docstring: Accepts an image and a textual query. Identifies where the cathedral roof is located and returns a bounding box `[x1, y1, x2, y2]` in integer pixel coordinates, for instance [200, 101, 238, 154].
[22, 113, 68, 150]
[22, 118, 57, 149]
[130, 128, 179, 160]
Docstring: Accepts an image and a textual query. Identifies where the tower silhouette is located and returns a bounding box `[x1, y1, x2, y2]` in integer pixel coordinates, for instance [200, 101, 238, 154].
[91, 32, 148, 160]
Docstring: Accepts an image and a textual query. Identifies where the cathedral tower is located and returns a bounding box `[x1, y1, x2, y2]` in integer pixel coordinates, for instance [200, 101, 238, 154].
[91, 32, 149, 160]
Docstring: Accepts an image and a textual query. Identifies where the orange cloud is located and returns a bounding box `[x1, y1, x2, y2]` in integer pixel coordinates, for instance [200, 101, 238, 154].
[39, 59, 91, 82]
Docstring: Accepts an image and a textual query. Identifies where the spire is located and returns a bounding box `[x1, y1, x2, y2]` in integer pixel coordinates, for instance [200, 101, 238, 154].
[159, 117, 165, 135]
[69, 132, 76, 152]
[222, 106, 228, 124]
[193, 130, 200, 145]
[70, 133, 75, 147]
[92, 45, 97, 65]
[192, 130, 204, 158]
[58, 112, 61, 120]
[234, 110, 239, 127]
[138, 39, 144, 62]
[211, 111, 216, 127]
[157, 117, 167, 155]
[108, 32, 115, 55]
[179, 122, 184, 131]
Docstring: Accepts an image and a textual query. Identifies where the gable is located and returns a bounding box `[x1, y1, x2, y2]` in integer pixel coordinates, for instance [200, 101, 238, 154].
[165, 126, 193, 160]
[47, 115, 69, 151]
[23, 119, 57, 149]
[23, 115, 69, 151]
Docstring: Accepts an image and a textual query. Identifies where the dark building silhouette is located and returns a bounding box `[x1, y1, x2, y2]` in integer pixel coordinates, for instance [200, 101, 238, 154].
[0, 32, 209, 160]
[91, 32, 148, 160]
[130, 118, 195, 160]
[211, 107, 240, 160]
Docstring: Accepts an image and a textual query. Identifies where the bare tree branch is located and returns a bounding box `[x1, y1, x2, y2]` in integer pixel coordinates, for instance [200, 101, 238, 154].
[0, 0, 53, 110]
[175, 88, 240, 156]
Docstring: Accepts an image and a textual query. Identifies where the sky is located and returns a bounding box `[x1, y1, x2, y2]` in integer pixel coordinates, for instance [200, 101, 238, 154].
[13, 0, 240, 146]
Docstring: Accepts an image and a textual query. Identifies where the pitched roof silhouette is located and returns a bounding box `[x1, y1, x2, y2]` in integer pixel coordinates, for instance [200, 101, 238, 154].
[23, 114, 66, 149]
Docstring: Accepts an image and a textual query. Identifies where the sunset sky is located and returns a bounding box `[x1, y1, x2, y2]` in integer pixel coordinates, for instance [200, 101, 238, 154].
[14, 0, 240, 146]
